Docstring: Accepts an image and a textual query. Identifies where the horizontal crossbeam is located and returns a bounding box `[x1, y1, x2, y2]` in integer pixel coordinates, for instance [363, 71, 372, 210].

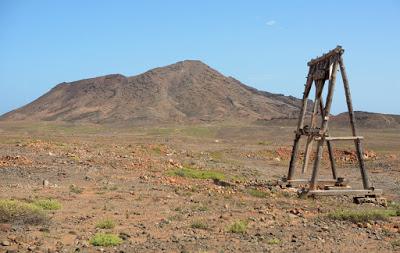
[287, 179, 343, 184]
[308, 189, 382, 196]
[314, 136, 364, 141]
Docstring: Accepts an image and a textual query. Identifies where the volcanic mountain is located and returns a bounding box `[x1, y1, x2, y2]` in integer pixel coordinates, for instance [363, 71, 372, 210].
[1, 60, 306, 124]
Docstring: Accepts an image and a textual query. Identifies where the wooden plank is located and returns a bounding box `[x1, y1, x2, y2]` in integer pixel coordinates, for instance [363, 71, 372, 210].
[308, 189, 382, 196]
[315, 136, 364, 141]
[324, 185, 351, 190]
[287, 179, 346, 185]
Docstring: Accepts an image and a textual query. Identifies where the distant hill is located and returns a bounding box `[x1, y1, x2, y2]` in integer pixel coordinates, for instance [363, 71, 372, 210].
[330, 111, 400, 129]
[0, 60, 306, 124]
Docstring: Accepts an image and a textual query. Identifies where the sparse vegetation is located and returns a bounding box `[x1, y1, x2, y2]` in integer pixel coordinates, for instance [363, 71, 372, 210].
[257, 141, 271, 145]
[228, 220, 248, 234]
[391, 239, 400, 249]
[267, 238, 281, 245]
[168, 167, 225, 180]
[191, 204, 209, 212]
[0, 199, 48, 225]
[69, 184, 83, 194]
[247, 188, 269, 198]
[96, 219, 116, 229]
[32, 199, 61, 210]
[210, 151, 223, 161]
[191, 220, 208, 230]
[1, 117, 400, 252]
[90, 233, 123, 246]
[328, 208, 400, 222]
[152, 146, 162, 154]
[182, 126, 216, 138]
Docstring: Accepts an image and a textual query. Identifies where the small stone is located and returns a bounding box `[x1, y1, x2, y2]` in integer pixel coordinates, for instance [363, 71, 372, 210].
[1, 240, 10, 246]
[119, 232, 130, 240]
[321, 226, 329, 232]
[0, 223, 12, 232]
[81, 241, 89, 248]
[43, 180, 50, 187]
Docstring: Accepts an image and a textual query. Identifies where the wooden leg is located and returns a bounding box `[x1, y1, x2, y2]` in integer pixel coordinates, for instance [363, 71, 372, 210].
[302, 80, 324, 174]
[288, 68, 314, 181]
[310, 139, 325, 190]
[339, 57, 370, 189]
[319, 98, 337, 179]
[302, 138, 313, 174]
[288, 135, 301, 181]
[326, 141, 337, 179]
[310, 62, 339, 190]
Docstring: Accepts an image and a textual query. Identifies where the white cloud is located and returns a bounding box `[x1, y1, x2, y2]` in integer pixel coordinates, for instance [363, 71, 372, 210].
[266, 20, 276, 26]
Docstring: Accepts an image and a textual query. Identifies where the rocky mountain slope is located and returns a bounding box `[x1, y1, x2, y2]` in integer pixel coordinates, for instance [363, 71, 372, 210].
[330, 111, 400, 129]
[0, 60, 305, 124]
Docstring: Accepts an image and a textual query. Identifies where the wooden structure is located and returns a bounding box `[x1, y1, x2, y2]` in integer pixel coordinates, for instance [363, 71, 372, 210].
[286, 46, 381, 197]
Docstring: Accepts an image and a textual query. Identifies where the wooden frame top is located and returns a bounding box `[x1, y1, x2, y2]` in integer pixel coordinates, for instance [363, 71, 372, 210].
[307, 45, 344, 66]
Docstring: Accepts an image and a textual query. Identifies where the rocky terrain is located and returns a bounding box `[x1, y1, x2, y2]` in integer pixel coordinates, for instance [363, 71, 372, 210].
[0, 121, 399, 252]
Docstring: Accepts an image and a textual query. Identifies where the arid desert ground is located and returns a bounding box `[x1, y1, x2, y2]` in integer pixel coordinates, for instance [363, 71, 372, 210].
[0, 120, 399, 253]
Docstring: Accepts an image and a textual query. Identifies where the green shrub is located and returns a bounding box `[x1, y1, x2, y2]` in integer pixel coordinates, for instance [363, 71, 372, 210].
[96, 219, 116, 229]
[90, 233, 122, 246]
[392, 239, 400, 249]
[247, 189, 268, 198]
[168, 167, 225, 180]
[328, 209, 399, 223]
[33, 199, 61, 210]
[228, 220, 248, 233]
[267, 238, 281, 245]
[191, 220, 208, 230]
[69, 184, 83, 194]
[0, 199, 48, 225]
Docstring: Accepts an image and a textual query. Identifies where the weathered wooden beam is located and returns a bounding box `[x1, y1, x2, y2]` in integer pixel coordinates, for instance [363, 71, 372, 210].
[309, 61, 339, 190]
[339, 56, 370, 190]
[287, 66, 315, 181]
[297, 66, 316, 129]
[308, 189, 382, 196]
[326, 141, 337, 179]
[287, 179, 345, 185]
[302, 80, 325, 174]
[307, 46, 344, 66]
[315, 136, 364, 141]
[319, 98, 337, 180]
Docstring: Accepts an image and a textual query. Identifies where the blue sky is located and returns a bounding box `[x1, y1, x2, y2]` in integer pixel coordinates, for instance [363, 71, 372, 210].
[1, 1, 399, 115]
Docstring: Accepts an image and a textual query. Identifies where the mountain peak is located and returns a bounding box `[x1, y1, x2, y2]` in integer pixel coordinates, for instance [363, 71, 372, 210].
[0, 61, 304, 124]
